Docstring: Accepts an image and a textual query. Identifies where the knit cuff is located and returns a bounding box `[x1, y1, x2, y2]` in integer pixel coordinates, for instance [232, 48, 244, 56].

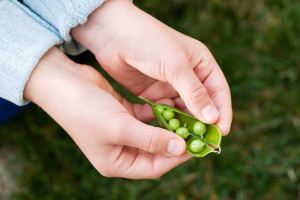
[23, 0, 107, 55]
[0, 0, 62, 105]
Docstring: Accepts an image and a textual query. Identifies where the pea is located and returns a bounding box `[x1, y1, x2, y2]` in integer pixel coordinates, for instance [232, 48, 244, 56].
[163, 110, 175, 121]
[193, 121, 206, 136]
[139, 96, 222, 158]
[175, 127, 189, 139]
[169, 118, 180, 131]
[190, 139, 206, 153]
[156, 106, 165, 114]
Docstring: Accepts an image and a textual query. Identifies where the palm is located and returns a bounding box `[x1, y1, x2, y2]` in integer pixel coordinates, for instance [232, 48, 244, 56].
[100, 59, 178, 101]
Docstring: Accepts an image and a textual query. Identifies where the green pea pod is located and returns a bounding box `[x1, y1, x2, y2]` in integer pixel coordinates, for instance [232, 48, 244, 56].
[140, 96, 222, 157]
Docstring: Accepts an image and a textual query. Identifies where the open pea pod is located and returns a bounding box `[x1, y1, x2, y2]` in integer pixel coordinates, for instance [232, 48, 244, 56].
[140, 96, 222, 157]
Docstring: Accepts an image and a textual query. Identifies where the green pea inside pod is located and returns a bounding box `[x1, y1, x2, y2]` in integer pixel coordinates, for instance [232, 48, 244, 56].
[174, 112, 221, 150]
[175, 127, 189, 139]
[163, 110, 175, 121]
[139, 96, 222, 157]
[156, 105, 165, 114]
[186, 137, 214, 157]
[193, 121, 206, 136]
[168, 118, 180, 131]
[190, 139, 205, 152]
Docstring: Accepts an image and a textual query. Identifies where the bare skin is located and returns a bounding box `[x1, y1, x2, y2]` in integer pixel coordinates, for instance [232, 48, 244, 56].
[71, 0, 232, 134]
[24, 47, 191, 179]
[24, 0, 232, 179]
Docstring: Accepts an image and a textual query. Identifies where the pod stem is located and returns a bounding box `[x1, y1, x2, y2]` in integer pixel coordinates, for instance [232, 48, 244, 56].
[139, 96, 154, 106]
[213, 146, 221, 154]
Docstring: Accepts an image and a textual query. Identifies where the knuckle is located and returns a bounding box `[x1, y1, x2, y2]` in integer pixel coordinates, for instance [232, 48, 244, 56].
[189, 85, 208, 103]
[196, 40, 209, 53]
[143, 133, 160, 154]
[196, 41, 213, 61]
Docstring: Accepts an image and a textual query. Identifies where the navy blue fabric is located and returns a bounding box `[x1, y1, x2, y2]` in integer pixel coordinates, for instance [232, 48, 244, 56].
[0, 98, 25, 125]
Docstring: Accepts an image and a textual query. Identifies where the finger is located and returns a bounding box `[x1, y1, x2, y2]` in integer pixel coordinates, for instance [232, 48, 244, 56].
[138, 81, 179, 101]
[132, 98, 174, 122]
[113, 114, 186, 156]
[192, 43, 232, 135]
[107, 146, 192, 179]
[173, 97, 192, 115]
[215, 105, 232, 135]
[202, 75, 232, 135]
[170, 66, 219, 124]
[174, 91, 231, 135]
[101, 60, 179, 101]
[100, 59, 155, 95]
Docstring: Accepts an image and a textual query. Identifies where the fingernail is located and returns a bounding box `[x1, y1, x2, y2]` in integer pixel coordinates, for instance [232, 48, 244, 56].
[167, 139, 184, 156]
[201, 104, 219, 122]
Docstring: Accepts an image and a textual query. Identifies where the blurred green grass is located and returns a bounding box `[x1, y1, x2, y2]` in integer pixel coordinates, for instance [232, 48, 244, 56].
[1, 0, 300, 199]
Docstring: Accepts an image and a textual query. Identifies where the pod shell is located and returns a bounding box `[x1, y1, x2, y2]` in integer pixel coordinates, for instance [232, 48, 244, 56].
[140, 97, 222, 157]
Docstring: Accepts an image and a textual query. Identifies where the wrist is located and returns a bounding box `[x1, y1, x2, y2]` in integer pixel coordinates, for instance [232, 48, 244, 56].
[24, 47, 78, 106]
[70, 0, 135, 54]
[24, 46, 121, 115]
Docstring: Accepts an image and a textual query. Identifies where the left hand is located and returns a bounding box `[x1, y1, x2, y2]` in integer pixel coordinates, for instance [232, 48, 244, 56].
[24, 47, 191, 179]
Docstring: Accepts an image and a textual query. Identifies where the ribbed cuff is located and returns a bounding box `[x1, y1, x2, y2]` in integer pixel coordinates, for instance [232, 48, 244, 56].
[0, 0, 62, 105]
[23, 0, 106, 55]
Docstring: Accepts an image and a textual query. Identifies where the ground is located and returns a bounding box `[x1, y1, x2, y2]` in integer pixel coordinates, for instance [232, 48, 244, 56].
[1, 0, 300, 199]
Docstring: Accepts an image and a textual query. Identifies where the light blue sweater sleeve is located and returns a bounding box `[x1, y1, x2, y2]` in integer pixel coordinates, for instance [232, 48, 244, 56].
[0, 0, 106, 105]
[0, 0, 62, 105]
[23, 0, 106, 55]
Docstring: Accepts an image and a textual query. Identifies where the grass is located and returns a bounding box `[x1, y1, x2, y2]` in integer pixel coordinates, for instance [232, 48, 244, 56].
[1, 0, 300, 199]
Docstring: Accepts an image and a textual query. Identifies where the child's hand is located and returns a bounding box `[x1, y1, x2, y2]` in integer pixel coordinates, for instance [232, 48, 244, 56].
[71, 0, 232, 135]
[24, 47, 191, 179]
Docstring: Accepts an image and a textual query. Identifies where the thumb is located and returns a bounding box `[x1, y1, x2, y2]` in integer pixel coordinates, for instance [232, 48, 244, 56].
[115, 115, 186, 156]
[170, 67, 219, 124]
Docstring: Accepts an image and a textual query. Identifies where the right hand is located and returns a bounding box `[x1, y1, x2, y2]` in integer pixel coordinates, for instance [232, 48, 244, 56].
[71, 0, 232, 135]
